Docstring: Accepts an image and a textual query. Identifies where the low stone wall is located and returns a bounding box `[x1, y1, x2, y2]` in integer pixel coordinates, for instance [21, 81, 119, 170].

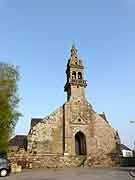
[8, 154, 83, 168]
[84, 154, 120, 167]
[8, 152, 120, 168]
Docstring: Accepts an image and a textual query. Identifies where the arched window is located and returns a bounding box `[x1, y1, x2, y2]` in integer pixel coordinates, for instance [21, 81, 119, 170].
[78, 72, 82, 79]
[75, 131, 86, 155]
[72, 71, 76, 79]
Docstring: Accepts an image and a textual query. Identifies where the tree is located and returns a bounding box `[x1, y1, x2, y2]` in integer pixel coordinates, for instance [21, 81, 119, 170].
[0, 63, 21, 156]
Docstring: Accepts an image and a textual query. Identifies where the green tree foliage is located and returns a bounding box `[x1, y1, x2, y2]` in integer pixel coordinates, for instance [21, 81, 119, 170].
[0, 63, 21, 156]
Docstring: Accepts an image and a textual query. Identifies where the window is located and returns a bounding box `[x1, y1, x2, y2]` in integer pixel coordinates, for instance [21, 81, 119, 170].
[72, 71, 76, 79]
[78, 72, 82, 79]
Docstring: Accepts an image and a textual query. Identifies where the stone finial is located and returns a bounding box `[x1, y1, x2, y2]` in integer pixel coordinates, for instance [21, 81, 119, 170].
[71, 43, 78, 59]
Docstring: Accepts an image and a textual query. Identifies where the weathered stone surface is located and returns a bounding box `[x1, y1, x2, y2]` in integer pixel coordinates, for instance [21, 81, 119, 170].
[8, 46, 120, 168]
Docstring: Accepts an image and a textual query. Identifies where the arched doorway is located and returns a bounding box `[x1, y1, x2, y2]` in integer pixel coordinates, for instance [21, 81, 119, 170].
[75, 131, 86, 155]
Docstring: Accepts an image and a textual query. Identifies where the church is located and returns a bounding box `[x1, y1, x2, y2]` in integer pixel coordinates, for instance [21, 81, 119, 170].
[9, 45, 120, 167]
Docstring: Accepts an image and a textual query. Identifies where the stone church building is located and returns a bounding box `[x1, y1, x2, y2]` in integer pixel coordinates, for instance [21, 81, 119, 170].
[9, 45, 120, 167]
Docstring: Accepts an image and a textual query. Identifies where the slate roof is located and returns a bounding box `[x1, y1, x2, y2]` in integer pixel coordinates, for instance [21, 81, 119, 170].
[9, 135, 27, 148]
[31, 118, 43, 128]
[98, 112, 109, 123]
[120, 144, 132, 151]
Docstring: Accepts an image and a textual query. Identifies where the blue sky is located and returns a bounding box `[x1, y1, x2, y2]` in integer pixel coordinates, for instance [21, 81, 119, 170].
[0, 0, 135, 148]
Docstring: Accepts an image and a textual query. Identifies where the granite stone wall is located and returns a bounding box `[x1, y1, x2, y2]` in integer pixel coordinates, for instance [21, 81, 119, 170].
[8, 99, 120, 168]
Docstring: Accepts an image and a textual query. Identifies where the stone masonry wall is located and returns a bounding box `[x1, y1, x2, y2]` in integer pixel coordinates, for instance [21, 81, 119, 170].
[27, 107, 64, 155]
[8, 151, 119, 168]
[11, 100, 120, 168]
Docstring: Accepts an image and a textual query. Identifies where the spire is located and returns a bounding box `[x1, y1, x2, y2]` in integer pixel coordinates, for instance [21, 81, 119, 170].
[65, 45, 87, 100]
[71, 43, 78, 59]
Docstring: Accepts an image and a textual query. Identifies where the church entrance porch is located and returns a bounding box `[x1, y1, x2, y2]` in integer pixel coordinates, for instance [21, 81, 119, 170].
[75, 131, 86, 155]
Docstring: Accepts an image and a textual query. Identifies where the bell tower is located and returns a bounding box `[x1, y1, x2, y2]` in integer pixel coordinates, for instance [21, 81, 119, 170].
[64, 45, 87, 101]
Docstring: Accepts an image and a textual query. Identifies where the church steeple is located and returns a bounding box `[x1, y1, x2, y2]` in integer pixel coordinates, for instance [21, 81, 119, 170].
[64, 45, 87, 101]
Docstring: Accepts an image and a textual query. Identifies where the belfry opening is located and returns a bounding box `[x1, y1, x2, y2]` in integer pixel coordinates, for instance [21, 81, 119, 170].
[75, 131, 86, 155]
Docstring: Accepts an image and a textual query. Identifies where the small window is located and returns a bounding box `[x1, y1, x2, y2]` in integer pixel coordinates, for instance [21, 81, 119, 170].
[78, 72, 82, 79]
[72, 71, 76, 79]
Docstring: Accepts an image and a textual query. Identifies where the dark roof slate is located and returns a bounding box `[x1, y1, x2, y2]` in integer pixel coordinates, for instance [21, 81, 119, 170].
[31, 118, 43, 128]
[120, 144, 132, 151]
[9, 135, 27, 148]
[98, 112, 109, 123]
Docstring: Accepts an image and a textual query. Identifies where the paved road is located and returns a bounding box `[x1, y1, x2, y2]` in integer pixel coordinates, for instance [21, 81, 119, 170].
[1, 167, 134, 180]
